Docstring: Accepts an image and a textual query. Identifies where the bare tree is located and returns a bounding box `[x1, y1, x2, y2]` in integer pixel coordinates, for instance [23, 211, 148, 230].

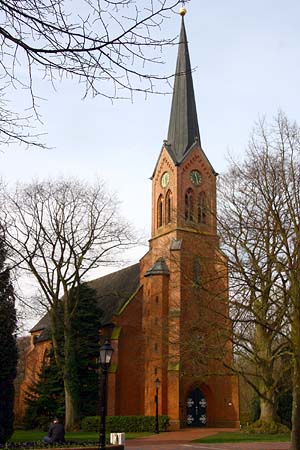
[1, 177, 138, 430]
[218, 151, 290, 424]
[218, 112, 300, 446]
[0, 0, 183, 147]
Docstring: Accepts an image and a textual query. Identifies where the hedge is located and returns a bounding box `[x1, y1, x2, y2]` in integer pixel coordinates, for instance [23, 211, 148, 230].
[81, 415, 169, 432]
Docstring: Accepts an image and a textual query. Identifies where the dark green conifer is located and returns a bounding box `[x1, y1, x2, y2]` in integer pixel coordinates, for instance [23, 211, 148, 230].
[24, 349, 65, 429]
[25, 284, 102, 426]
[0, 236, 17, 444]
[73, 284, 102, 416]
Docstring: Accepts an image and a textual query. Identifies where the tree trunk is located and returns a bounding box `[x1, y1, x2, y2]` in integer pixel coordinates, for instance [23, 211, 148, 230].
[64, 323, 80, 431]
[291, 307, 300, 450]
[255, 321, 278, 423]
[260, 396, 278, 423]
[50, 305, 80, 430]
[64, 385, 80, 431]
[291, 364, 300, 450]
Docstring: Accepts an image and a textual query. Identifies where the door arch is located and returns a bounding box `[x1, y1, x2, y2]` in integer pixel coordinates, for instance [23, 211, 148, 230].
[186, 388, 207, 427]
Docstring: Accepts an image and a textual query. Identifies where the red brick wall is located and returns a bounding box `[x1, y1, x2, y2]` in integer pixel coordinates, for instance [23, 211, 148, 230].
[112, 288, 145, 416]
[15, 334, 50, 419]
[139, 142, 239, 428]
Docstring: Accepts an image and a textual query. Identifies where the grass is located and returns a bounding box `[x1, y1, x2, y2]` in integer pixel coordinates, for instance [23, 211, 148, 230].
[10, 430, 152, 443]
[194, 431, 290, 444]
[11, 430, 291, 446]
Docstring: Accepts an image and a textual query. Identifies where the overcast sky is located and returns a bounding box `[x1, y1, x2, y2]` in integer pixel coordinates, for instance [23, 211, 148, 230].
[2, 0, 300, 330]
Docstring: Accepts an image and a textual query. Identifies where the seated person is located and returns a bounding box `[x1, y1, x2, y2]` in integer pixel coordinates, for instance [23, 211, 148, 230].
[43, 417, 65, 444]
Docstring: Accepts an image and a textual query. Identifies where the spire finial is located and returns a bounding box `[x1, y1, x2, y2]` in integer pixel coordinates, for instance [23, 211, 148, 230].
[179, 1, 187, 16]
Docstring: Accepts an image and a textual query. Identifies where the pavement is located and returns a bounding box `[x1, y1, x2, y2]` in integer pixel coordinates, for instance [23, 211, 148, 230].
[125, 428, 291, 450]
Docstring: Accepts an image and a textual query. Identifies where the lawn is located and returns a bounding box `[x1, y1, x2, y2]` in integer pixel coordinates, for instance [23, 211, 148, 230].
[11, 430, 291, 446]
[194, 431, 290, 444]
[10, 430, 151, 443]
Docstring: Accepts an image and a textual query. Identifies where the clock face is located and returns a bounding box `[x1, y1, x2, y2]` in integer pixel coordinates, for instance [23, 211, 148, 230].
[161, 171, 170, 188]
[190, 170, 202, 186]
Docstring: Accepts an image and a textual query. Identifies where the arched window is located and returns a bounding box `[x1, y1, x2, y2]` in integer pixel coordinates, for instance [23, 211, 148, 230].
[157, 194, 163, 228]
[42, 349, 51, 367]
[198, 192, 207, 224]
[185, 188, 194, 222]
[166, 190, 172, 224]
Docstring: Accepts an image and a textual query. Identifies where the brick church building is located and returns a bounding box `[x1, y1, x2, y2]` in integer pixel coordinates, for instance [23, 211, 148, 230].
[16, 13, 240, 429]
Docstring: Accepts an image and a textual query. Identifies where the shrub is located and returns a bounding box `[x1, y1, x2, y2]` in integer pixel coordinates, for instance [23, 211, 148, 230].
[246, 419, 290, 434]
[81, 415, 169, 432]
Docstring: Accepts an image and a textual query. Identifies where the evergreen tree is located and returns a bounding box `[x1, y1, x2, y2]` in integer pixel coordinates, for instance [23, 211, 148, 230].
[0, 236, 17, 444]
[25, 284, 102, 426]
[24, 349, 64, 430]
[73, 284, 102, 417]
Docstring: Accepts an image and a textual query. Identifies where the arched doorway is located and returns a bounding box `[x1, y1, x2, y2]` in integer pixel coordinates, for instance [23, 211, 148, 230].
[186, 388, 207, 427]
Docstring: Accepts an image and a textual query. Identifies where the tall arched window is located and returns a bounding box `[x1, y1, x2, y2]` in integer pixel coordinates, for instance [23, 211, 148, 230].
[157, 194, 163, 228]
[166, 190, 172, 224]
[198, 192, 207, 224]
[193, 257, 201, 287]
[185, 188, 194, 222]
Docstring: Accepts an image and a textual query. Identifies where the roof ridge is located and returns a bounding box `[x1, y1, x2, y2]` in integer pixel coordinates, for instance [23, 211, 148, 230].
[86, 262, 139, 283]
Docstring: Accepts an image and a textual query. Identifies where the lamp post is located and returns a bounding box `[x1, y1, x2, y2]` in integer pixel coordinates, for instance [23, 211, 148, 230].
[154, 378, 160, 434]
[99, 340, 114, 450]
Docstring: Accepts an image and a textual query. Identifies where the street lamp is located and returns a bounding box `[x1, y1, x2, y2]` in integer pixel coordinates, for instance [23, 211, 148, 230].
[99, 340, 114, 450]
[154, 378, 161, 434]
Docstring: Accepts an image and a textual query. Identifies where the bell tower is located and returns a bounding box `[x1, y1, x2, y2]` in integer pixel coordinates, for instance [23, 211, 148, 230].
[151, 14, 217, 242]
[140, 8, 239, 430]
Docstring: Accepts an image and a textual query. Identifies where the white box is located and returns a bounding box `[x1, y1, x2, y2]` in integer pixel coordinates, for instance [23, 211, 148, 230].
[110, 432, 125, 445]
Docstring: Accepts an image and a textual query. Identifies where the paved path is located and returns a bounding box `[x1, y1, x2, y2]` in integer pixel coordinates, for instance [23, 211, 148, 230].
[125, 428, 291, 450]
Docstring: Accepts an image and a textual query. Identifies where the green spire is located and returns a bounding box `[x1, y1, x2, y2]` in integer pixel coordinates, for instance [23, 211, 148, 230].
[166, 17, 201, 163]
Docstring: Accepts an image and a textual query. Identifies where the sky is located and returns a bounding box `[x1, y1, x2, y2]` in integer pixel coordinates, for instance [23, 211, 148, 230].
[2, 0, 300, 330]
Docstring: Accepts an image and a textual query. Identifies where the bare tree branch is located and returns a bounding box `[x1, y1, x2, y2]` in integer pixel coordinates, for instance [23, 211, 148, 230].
[0, 0, 185, 147]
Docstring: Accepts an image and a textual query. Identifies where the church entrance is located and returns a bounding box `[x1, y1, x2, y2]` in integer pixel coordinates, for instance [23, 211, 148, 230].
[186, 388, 207, 427]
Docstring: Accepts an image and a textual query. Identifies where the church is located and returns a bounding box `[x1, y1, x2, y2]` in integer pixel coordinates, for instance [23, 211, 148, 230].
[15, 11, 240, 430]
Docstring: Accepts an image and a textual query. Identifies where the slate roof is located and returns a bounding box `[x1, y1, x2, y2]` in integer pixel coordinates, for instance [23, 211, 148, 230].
[31, 312, 51, 333]
[166, 17, 201, 163]
[89, 263, 140, 325]
[145, 257, 170, 277]
[30, 263, 140, 334]
[34, 328, 51, 343]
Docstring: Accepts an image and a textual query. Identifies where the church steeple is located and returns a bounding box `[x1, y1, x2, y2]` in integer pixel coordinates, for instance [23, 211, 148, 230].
[166, 15, 201, 164]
